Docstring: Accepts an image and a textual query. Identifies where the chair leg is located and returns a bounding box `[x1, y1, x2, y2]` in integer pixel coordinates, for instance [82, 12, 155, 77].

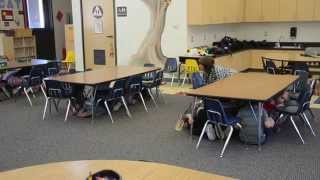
[290, 116, 305, 144]
[64, 99, 71, 122]
[1, 87, 11, 98]
[121, 96, 132, 119]
[157, 88, 166, 104]
[302, 113, 316, 136]
[104, 100, 114, 123]
[43, 98, 49, 120]
[139, 92, 148, 112]
[196, 121, 210, 149]
[30, 87, 36, 98]
[53, 99, 59, 112]
[307, 108, 315, 120]
[220, 126, 234, 158]
[24, 88, 33, 107]
[148, 89, 158, 108]
[182, 74, 187, 87]
[171, 73, 175, 87]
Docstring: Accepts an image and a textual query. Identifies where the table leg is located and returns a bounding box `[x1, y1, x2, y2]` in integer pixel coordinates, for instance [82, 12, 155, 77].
[91, 86, 97, 124]
[190, 96, 198, 140]
[249, 101, 263, 151]
[178, 63, 182, 85]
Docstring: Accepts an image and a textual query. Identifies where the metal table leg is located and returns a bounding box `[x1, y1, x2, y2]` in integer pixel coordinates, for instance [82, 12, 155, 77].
[249, 101, 263, 151]
[190, 96, 198, 140]
[91, 86, 97, 124]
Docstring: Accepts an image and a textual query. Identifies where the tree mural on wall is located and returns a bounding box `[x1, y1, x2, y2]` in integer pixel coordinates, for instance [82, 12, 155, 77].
[130, 0, 171, 67]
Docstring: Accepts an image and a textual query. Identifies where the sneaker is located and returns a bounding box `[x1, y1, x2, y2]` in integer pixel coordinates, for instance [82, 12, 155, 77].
[206, 124, 216, 141]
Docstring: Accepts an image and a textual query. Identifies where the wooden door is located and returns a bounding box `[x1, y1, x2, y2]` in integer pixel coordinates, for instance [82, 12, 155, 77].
[188, 0, 204, 25]
[279, 0, 297, 21]
[244, 0, 262, 22]
[82, 0, 116, 70]
[262, 0, 279, 22]
[297, 0, 315, 21]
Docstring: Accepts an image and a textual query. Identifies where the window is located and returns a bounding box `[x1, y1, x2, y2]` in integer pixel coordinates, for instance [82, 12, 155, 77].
[26, 0, 45, 29]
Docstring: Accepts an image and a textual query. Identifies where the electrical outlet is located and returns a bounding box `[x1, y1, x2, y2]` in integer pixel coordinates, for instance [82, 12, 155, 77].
[191, 35, 194, 43]
[264, 31, 268, 37]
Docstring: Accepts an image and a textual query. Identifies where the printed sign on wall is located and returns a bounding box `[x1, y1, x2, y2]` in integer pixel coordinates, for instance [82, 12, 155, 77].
[117, 6, 127, 17]
[2, 10, 14, 21]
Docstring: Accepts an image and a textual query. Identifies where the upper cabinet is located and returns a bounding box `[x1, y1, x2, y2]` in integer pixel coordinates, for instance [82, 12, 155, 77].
[244, 0, 262, 22]
[297, 0, 315, 21]
[261, 0, 279, 22]
[188, 0, 204, 25]
[315, 0, 320, 20]
[279, 0, 297, 21]
[188, 0, 320, 25]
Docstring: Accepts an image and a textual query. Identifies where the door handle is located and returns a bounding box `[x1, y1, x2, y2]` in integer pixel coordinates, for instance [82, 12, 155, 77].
[106, 35, 114, 38]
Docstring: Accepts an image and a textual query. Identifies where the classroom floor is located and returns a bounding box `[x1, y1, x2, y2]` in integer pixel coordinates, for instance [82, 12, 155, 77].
[0, 93, 320, 179]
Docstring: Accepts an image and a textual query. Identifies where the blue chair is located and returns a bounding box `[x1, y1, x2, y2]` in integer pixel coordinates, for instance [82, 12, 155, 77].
[277, 89, 314, 144]
[196, 98, 241, 158]
[42, 79, 73, 122]
[20, 66, 45, 106]
[96, 79, 132, 123]
[128, 75, 148, 112]
[164, 58, 178, 87]
[143, 70, 164, 107]
[191, 72, 205, 89]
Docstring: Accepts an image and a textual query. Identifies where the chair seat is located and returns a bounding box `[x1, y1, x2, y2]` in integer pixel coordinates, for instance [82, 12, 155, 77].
[276, 105, 299, 115]
[225, 115, 241, 125]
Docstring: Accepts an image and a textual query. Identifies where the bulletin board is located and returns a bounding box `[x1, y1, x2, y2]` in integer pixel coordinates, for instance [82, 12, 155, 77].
[0, 0, 25, 30]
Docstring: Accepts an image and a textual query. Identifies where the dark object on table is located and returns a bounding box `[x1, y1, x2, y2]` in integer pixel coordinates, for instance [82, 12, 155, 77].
[87, 170, 121, 180]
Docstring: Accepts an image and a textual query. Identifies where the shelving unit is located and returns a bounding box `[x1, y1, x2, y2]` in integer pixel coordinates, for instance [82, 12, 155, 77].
[1, 29, 37, 62]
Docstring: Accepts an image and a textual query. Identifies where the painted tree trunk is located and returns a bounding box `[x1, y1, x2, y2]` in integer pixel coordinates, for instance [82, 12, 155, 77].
[130, 0, 171, 67]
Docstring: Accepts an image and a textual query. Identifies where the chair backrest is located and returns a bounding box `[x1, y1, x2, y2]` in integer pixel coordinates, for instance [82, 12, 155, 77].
[265, 59, 277, 74]
[65, 51, 75, 63]
[185, 59, 199, 73]
[27, 66, 44, 87]
[112, 79, 127, 97]
[155, 70, 164, 86]
[296, 89, 311, 113]
[293, 62, 309, 73]
[44, 79, 72, 98]
[164, 58, 178, 73]
[191, 72, 205, 89]
[128, 75, 143, 93]
[204, 98, 230, 125]
[294, 70, 309, 92]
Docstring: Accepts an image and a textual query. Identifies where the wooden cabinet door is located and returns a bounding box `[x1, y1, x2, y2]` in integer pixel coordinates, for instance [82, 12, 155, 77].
[188, 0, 204, 25]
[226, 0, 244, 23]
[297, 0, 315, 21]
[262, 0, 279, 22]
[315, 0, 320, 20]
[244, 0, 262, 22]
[202, 0, 211, 24]
[279, 0, 297, 21]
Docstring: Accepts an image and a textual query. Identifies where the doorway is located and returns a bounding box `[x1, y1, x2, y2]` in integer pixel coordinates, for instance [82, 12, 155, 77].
[81, 0, 116, 70]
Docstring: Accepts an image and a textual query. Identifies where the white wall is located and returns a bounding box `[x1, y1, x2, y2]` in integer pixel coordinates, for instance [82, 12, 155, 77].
[115, 0, 188, 65]
[71, 0, 84, 71]
[52, 0, 72, 60]
[188, 24, 239, 48]
[237, 22, 320, 42]
[188, 22, 320, 48]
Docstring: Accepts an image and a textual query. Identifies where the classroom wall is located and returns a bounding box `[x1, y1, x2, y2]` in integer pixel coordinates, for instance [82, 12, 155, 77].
[71, 0, 84, 71]
[115, 0, 188, 65]
[52, 0, 72, 60]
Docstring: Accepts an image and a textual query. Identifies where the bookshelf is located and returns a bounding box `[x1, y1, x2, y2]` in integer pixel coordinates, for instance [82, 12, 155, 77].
[1, 29, 37, 62]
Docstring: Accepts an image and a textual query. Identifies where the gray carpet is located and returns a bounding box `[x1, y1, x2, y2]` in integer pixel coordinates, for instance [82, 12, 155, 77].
[0, 94, 320, 180]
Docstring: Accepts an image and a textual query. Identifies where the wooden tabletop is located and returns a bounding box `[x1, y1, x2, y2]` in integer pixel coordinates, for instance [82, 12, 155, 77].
[186, 73, 298, 101]
[265, 54, 320, 63]
[50, 66, 160, 85]
[0, 59, 56, 71]
[0, 160, 233, 180]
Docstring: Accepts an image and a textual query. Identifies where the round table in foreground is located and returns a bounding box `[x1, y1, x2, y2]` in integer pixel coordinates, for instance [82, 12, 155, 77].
[0, 160, 234, 180]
